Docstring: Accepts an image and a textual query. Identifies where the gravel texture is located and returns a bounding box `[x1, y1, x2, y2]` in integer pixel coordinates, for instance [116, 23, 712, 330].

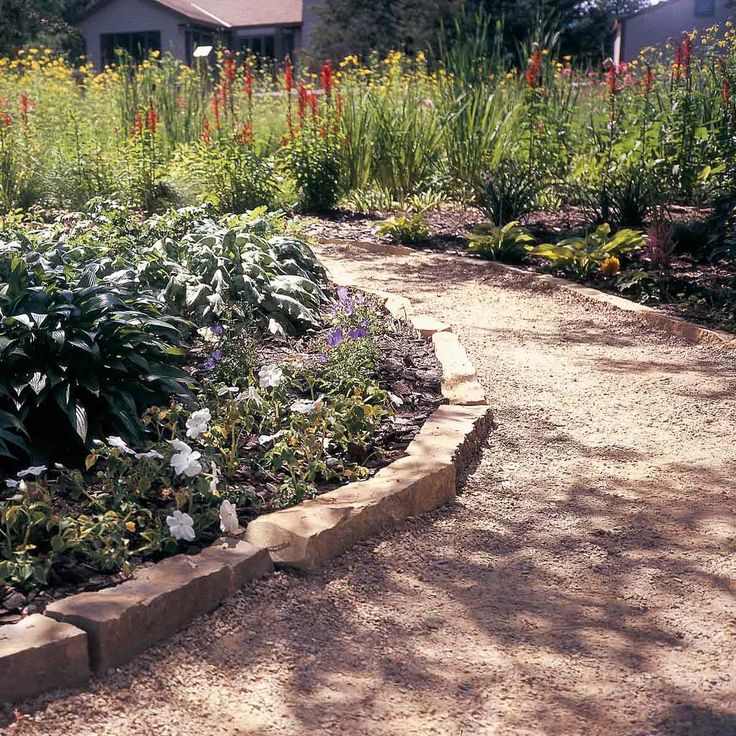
[3, 244, 735, 736]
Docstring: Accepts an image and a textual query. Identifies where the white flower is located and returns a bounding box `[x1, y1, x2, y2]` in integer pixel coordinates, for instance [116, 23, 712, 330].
[135, 449, 164, 460]
[209, 462, 220, 494]
[219, 500, 240, 534]
[5, 479, 19, 489]
[17, 465, 47, 478]
[186, 408, 211, 440]
[166, 510, 196, 541]
[290, 395, 324, 415]
[257, 430, 284, 446]
[258, 364, 283, 389]
[107, 436, 134, 454]
[169, 439, 203, 477]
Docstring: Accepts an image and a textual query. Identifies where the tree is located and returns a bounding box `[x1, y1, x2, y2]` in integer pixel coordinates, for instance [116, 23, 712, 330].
[311, 0, 649, 64]
[0, 0, 96, 56]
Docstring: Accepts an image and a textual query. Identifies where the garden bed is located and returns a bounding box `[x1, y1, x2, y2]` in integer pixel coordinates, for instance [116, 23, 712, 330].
[0, 203, 445, 624]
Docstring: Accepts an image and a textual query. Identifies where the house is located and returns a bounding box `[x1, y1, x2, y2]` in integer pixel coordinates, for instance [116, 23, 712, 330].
[614, 0, 735, 63]
[78, 0, 323, 68]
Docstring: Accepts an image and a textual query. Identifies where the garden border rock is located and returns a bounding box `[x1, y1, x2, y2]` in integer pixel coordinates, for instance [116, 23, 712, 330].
[0, 284, 492, 703]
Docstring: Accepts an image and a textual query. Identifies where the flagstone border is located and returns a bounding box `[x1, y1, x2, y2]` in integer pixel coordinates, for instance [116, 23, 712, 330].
[0, 288, 492, 703]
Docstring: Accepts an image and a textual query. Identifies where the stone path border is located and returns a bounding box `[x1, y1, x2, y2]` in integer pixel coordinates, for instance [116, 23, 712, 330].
[0, 287, 492, 704]
[500, 265, 736, 349]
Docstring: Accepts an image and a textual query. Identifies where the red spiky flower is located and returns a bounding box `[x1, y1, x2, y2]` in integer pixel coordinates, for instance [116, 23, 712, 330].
[321, 60, 334, 97]
[211, 92, 221, 130]
[224, 51, 236, 81]
[236, 122, 253, 146]
[19, 93, 33, 126]
[284, 60, 294, 93]
[644, 65, 653, 95]
[244, 66, 254, 100]
[525, 44, 542, 89]
[146, 101, 158, 134]
[201, 118, 212, 144]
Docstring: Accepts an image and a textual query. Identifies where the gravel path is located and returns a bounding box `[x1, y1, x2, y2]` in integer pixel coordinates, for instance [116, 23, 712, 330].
[4, 245, 735, 736]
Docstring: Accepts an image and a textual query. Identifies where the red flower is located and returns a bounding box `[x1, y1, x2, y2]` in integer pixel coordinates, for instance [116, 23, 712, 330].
[19, 93, 34, 126]
[201, 118, 212, 144]
[131, 113, 143, 137]
[297, 82, 308, 120]
[220, 81, 229, 114]
[723, 79, 731, 106]
[606, 65, 618, 95]
[309, 91, 318, 117]
[146, 102, 158, 134]
[236, 123, 253, 146]
[682, 35, 692, 75]
[320, 60, 334, 97]
[525, 47, 542, 89]
[244, 67, 254, 99]
[0, 111, 11, 127]
[224, 52, 236, 81]
[284, 60, 294, 93]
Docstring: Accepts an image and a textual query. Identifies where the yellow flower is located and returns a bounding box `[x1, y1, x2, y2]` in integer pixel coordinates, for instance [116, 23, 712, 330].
[125, 521, 136, 533]
[600, 256, 621, 276]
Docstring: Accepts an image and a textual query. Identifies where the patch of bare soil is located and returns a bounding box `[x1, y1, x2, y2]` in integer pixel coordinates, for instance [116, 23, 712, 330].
[4, 245, 735, 736]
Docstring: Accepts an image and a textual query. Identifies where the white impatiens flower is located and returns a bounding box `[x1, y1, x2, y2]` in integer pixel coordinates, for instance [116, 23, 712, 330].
[186, 408, 212, 440]
[258, 364, 283, 389]
[290, 395, 324, 415]
[5, 479, 19, 489]
[17, 465, 47, 478]
[219, 499, 240, 534]
[258, 430, 284, 446]
[169, 439, 203, 477]
[166, 510, 196, 541]
[135, 449, 164, 460]
[237, 386, 262, 406]
[107, 436, 135, 454]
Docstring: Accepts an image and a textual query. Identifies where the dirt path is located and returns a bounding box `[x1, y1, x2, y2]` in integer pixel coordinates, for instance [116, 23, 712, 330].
[5, 246, 736, 736]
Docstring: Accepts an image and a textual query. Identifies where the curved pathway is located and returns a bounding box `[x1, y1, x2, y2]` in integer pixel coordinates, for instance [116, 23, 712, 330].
[4, 245, 736, 736]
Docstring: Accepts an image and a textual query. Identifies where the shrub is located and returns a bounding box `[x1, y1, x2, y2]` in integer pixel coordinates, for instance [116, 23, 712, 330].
[376, 213, 429, 244]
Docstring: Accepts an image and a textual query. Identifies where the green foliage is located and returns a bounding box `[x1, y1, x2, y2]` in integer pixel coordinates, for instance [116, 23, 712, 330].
[475, 159, 543, 226]
[467, 220, 534, 262]
[527, 223, 645, 278]
[173, 138, 280, 214]
[376, 212, 429, 244]
[0, 254, 192, 464]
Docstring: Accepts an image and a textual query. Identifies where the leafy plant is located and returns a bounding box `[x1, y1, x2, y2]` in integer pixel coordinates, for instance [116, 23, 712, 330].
[376, 212, 430, 244]
[475, 159, 543, 225]
[527, 223, 645, 278]
[467, 220, 534, 262]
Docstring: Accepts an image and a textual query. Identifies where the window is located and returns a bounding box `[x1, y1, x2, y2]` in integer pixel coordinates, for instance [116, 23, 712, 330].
[694, 0, 716, 16]
[101, 31, 161, 66]
[239, 34, 275, 58]
[186, 28, 216, 64]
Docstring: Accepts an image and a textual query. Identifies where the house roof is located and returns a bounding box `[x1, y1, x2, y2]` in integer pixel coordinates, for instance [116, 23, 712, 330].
[80, 0, 303, 29]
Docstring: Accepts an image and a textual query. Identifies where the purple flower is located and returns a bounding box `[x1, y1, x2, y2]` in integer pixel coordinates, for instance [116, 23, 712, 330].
[212, 350, 223, 361]
[348, 321, 369, 340]
[326, 328, 344, 347]
[337, 286, 349, 303]
[315, 353, 328, 364]
[210, 323, 224, 335]
[336, 286, 354, 316]
[203, 358, 216, 371]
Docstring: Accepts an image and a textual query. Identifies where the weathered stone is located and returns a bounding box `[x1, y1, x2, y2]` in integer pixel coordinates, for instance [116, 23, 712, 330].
[431, 331, 487, 405]
[407, 404, 494, 471]
[0, 614, 90, 702]
[410, 315, 452, 338]
[46, 553, 232, 672]
[245, 456, 455, 571]
[197, 538, 274, 592]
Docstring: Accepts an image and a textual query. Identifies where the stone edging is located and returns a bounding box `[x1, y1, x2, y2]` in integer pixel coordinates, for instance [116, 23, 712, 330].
[501, 264, 736, 349]
[0, 289, 492, 704]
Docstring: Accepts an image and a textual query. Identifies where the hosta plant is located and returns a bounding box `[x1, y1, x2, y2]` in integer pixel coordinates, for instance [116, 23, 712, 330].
[467, 220, 534, 262]
[527, 224, 645, 278]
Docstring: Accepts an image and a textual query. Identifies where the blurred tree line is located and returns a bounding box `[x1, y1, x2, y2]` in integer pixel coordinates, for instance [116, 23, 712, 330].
[313, 0, 649, 65]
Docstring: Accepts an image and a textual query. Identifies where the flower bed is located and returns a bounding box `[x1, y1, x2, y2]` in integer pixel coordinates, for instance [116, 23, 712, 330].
[0, 203, 443, 621]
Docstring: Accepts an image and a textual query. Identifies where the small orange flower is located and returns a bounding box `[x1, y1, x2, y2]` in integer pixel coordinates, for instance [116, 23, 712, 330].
[600, 256, 621, 276]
